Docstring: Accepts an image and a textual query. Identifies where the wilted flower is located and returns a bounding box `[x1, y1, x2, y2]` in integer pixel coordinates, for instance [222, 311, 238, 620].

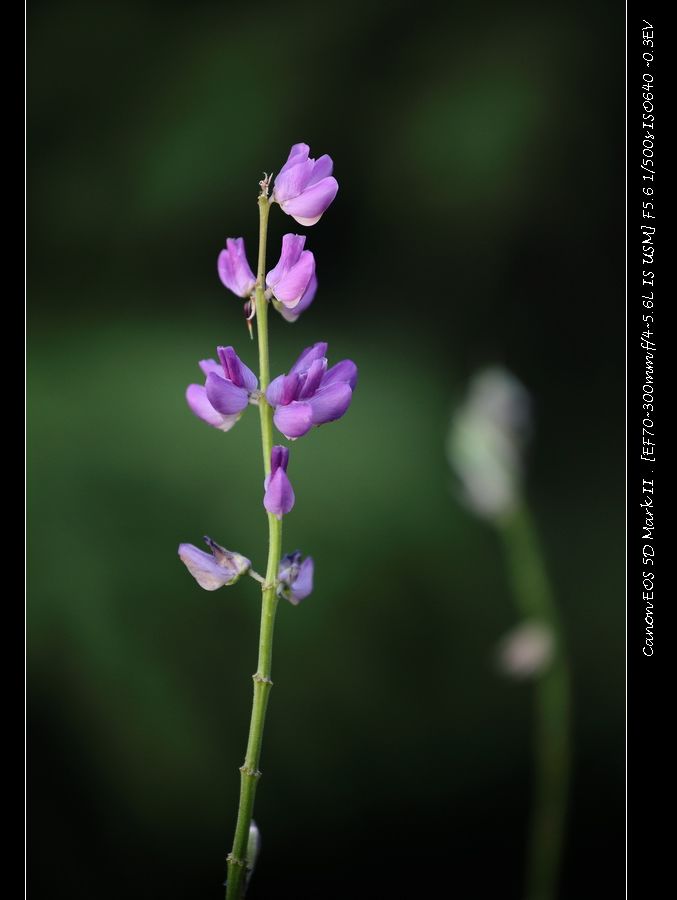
[263, 446, 295, 519]
[266, 233, 316, 316]
[272, 143, 338, 226]
[186, 346, 258, 431]
[267, 342, 357, 439]
[178, 536, 251, 590]
[447, 367, 530, 521]
[217, 238, 257, 298]
[277, 551, 314, 605]
[496, 620, 554, 679]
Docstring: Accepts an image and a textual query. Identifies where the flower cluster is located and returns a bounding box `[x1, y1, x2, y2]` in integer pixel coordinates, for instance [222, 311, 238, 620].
[180, 142, 355, 606]
[216, 143, 338, 324]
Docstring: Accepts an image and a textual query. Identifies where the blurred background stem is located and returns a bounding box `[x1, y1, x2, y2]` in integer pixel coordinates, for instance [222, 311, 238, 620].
[226, 194, 281, 899]
[499, 502, 571, 900]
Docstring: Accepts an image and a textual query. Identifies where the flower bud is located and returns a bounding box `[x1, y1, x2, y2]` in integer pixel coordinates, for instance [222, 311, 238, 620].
[263, 446, 295, 519]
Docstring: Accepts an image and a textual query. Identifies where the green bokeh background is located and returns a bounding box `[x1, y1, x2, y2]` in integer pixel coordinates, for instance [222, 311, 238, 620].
[28, 1, 624, 897]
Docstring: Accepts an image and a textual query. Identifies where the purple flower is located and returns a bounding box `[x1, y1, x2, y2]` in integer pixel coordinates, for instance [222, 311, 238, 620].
[266, 234, 316, 310]
[266, 342, 357, 439]
[277, 551, 314, 605]
[272, 143, 338, 226]
[186, 346, 258, 431]
[263, 446, 295, 519]
[217, 238, 256, 297]
[178, 536, 251, 590]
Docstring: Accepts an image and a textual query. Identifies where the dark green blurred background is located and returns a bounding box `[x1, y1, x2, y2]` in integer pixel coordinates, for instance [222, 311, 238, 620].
[28, 1, 624, 897]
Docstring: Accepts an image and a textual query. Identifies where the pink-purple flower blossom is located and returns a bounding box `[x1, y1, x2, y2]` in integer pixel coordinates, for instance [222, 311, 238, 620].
[277, 551, 314, 605]
[186, 346, 258, 431]
[178, 536, 251, 590]
[218, 238, 256, 298]
[266, 342, 357, 439]
[266, 234, 316, 311]
[272, 143, 338, 226]
[263, 446, 295, 518]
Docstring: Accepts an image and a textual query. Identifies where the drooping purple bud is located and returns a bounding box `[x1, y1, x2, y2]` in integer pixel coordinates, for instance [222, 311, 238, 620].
[277, 551, 314, 605]
[266, 234, 316, 308]
[263, 445, 295, 518]
[217, 237, 256, 298]
[178, 536, 251, 590]
[271, 144, 338, 226]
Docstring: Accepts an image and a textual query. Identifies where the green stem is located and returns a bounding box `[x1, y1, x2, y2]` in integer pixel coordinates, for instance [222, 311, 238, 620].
[226, 194, 283, 900]
[499, 502, 571, 900]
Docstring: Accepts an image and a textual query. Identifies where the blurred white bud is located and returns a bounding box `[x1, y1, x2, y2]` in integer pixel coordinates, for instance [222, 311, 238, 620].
[246, 821, 261, 885]
[496, 620, 554, 679]
[447, 367, 531, 521]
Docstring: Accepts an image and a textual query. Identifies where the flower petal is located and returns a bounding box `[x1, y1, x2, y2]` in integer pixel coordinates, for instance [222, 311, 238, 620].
[277, 143, 310, 178]
[266, 234, 306, 289]
[186, 384, 241, 431]
[273, 401, 314, 439]
[290, 556, 314, 604]
[263, 467, 295, 518]
[205, 373, 250, 415]
[198, 358, 222, 378]
[321, 359, 358, 390]
[280, 177, 338, 226]
[270, 445, 290, 474]
[278, 273, 318, 322]
[306, 155, 333, 186]
[178, 543, 235, 591]
[203, 536, 251, 578]
[289, 342, 329, 376]
[217, 346, 258, 393]
[297, 358, 327, 400]
[278, 551, 301, 585]
[309, 382, 353, 425]
[266, 374, 287, 407]
[217, 238, 256, 297]
[273, 159, 314, 204]
[270, 250, 315, 307]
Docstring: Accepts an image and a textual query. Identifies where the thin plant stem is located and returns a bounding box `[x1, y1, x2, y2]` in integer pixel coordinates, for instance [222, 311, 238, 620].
[499, 501, 571, 900]
[226, 194, 283, 900]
